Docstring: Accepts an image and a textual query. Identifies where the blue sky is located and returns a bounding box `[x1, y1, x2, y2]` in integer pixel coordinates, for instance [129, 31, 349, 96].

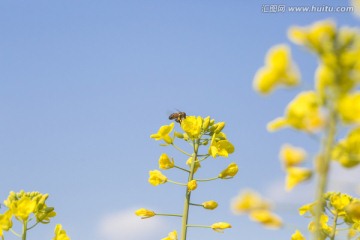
[1, 1, 359, 239]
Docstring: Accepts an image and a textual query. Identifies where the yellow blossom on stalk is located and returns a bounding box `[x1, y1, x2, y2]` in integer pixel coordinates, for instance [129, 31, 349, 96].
[253, 44, 300, 94]
[158, 153, 174, 170]
[346, 201, 360, 222]
[135, 208, 156, 219]
[209, 134, 234, 158]
[150, 123, 174, 144]
[308, 214, 333, 236]
[288, 20, 336, 52]
[0, 211, 12, 237]
[231, 190, 270, 214]
[181, 116, 203, 139]
[52, 224, 71, 240]
[338, 92, 360, 124]
[211, 222, 232, 233]
[161, 230, 177, 240]
[279, 144, 307, 168]
[202, 200, 218, 210]
[267, 91, 323, 132]
[291, 230, 306, 240]
[148, 170, 167, 186]
[186, 157, 201, 173]
[218, 162, 238, 179]
[285, 167, 312, 191]
[10, 196, 37, 222]
[329, 192, 352, 215]
[299, 202, 317, 216]
[187, 180, 197, 192]
[332, 127, 360, 168]
[249, 210, 283, 229]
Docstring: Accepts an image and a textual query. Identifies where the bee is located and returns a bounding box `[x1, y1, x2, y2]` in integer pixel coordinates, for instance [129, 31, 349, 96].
[169, 111, 187, 123]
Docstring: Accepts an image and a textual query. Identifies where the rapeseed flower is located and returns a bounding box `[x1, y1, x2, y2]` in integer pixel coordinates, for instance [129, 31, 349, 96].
[148, 170, 167, 186]
[150, 123, 175, 144]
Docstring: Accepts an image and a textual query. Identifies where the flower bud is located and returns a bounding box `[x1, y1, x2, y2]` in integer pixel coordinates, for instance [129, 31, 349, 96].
[211, 222, 232, 232]
[135, 208, 156, 219]
[218, 163, 238, 179]
[202, 200, 218, 210]
[187, 180, 197, 192]
[174, 131, 184, 139]
[202, 116, 211, 130]
[158, 153, 174, 170]
[148, 170, 167, 186]
[214, 122, 225, 133]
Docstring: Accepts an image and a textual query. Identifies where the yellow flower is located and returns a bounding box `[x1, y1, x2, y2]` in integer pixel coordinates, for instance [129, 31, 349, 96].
[218, 162, 239, 179]
[209, 134, 234, 158]
[299, 202, 317, 217]
[148, 170, 167, 186]
[285, 167, 312, 191]
[346, 201, 360, 222]
[187, 180, 197, 192]
[158, 153, 174, 170]
[231, 190, 270, 214]
[338, 93, 360, 124]
[288, 20, 336, 52]
[211, 222, 232, 233]
[10, 196, 37, 222]
[161, 230, 177, 240]
[253, 45, 300, 94]
[202, 200, 218, 210]
[268, 91, 323, 132]
[52, 224, 71, 240]
[181, 116, 203, 139]
[332, 127, 360, 168]
[135, 208, 156, 219]
[291, 230, 306, 240]
[279, 144, 307, 168]
[186, 157, 201, 173]
[249, 210, 283, 229]
[150, 123, 174, 144]
[0, 211, 12, 237]
[329, 192, 352, 215]
[308, 214, 333, 235]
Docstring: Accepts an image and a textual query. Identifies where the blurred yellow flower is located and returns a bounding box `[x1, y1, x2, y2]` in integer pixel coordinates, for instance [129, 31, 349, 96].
[332, 127, 360, 168]
[308, 214, 333, 235]
[249, 210, 283, 229]
[187, 180, 197, 192]
[291, 230, 306, 240]
[288, 20, 336, 52]
[338, 92, 360, 124]
[279, 144, 307, 168]
[285, 167, 312, 191]
[268, 91, 323, 132]
[148, 170, 167, 186]
[231, 190, 270, 214]
[346, 201, 360, 222]
[52, 224, 71, 240]
[299, 202, 317, 217]
[181, 116, 203, 139]
[10, 196, 37, 222]
[186, 157, 201, 173]
[0, 211, 12, 237]
[150, 123, 174, 144]
[329, 192, 352, 215]
[352, 0, 360, 17]
[218, 162, 238, 179]
[202, 200, 218, 210]
[209, 134, 235, 158]
[253, 44, 300, 94]
[161, 230, 177, 240]
[211, 222, 232, 232]
[135, 208, 155, 219]
[158, 153, 174, 170]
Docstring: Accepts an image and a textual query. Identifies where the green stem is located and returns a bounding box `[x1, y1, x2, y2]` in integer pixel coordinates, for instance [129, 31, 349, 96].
[172, 143, 192, 157]
[155, 213, 182, 217]
[189, 203, 203, 207]
[10, 229, 22, 238]
[174, 165, 190, 173]
[181, 140, 199, 240]
[167, 180, 187, 186]
[314, 104, 337, 240]
[195, 177, 219, 182]
[22, 220, 28, 240]
[186, 224, 211, 229]
[330, 213, 338, 240]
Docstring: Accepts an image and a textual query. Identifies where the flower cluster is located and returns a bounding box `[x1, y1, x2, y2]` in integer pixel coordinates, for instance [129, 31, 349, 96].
[297, 192, 360, 239]
[138, 115, 236, 239]
[231, 190, 282, 229]
[0, 190, 70, 239]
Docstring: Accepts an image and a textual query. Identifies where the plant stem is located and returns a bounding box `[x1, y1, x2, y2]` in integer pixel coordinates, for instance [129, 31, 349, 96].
[330, 213, 338, 240]
[181, 140, 199, 240]
[155, 213, 182, 217]
[22, 220, 28, 240]
[314, 105, 337, 240]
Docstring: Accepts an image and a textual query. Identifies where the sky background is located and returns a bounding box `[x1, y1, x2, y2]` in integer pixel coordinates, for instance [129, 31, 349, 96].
[1, 0, 360, 239]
